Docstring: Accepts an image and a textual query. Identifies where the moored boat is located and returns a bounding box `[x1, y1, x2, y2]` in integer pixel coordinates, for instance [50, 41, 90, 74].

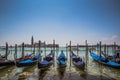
[71, 52, 85, 70]
[57, 51, 67, 67]
[38, 50, 54, 69]
[15, 56, 38, 67]
[14, 43, 40, 67]
[89, 51, 120, 68]
[0, 43, 14, 66]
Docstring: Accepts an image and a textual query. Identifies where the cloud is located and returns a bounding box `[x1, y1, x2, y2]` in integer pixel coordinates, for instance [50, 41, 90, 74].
[101, 35, 120, 44]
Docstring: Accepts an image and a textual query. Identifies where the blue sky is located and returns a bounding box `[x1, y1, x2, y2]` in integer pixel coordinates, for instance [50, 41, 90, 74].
[0, 0, 120, 46]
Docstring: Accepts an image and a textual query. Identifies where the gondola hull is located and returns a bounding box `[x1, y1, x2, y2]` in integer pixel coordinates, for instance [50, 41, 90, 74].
[15, 54, 40, 67]
[16, 60, 37, 67]
[0, 60, 15, 66]
[71, 53, 85, 70]
[38, 61, 53, 68]
[57, 52, 67, 68]
[89, 51, 120, 68]
[72, 61, 85, 69]
[38, 53, 54, 69]
[57, 62, 66, 68]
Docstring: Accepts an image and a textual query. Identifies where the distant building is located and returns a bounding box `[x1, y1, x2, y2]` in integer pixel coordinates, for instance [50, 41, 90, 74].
[18, 42, 59, 48]
[34, 42, 45, 47]
[46, 44, 59, 47]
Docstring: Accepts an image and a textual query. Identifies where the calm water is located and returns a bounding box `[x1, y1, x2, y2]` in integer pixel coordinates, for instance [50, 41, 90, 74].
[0, 47, 120, 80]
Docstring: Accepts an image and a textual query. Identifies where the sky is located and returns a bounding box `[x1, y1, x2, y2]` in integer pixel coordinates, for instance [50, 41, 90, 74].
[0, 0, 120, 46]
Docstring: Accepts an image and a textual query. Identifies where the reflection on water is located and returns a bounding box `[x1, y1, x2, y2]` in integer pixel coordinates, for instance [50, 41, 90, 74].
[0, 47, 120, 80]
[0, 66, 15, 78]
[38, 68, 49, 80]
[57, 67, 66, 80]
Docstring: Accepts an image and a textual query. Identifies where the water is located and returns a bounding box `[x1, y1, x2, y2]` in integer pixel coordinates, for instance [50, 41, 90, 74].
[0, 47, 120, 80]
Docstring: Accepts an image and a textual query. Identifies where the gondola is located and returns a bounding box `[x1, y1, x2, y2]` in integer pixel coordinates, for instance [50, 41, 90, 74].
[15, 53, 39, 67]
[0, 59, 15, 66]
[71, 52, 85, 70]
[89, 51, 120, 68]
[38, 51, 54, 69]
[0, 43, 15, 66]
[57, 51, 67, 67]
[14, 43, 40, 67]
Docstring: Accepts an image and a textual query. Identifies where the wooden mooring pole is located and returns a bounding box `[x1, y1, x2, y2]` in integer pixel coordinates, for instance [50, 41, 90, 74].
[112, 44, 114, 55]
[85, 40, 88, 72]
[33, 44, 35, 54]
[66, 43, 68, 59]
[104, 44, 106, 57]
[10, 45, 12, 54]
[70, 41, 71, 67]
[97, 43, 99, 55]
[53, 40, 55, 67]
[31, 36, 34, 52]
[38, 40, 41, 52]
[114, 42, 117, 62]
[22, 42, 24, 57]
[53, 40, 55, 54]
[44, 41, 46, 57]
[114, 42, 116, 55]
[99, 41, 102, 59]
[14, 44, 17, 66]
[15, 44, 17, 59]
[106, 45, 109, 56]
[77, 44, 79, 56]
[56, 46, 59, 59]
[5, 42, 8, 60]
[91, 44, 93, 52]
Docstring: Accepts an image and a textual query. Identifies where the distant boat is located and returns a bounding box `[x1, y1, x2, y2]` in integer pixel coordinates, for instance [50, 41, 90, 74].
[71, 52, 85, 70]
[38, 51, 54, 69]
[57, 51, 67, 67]
[89, 51, 120, 68]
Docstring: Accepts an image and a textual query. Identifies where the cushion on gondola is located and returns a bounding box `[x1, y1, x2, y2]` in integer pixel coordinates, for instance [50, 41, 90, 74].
[72, 56, 76, 58]
[19, 59, 33, 63]
[39, 60, 50, 64]
[59, 53, 66, 58]
[33, 55, 39, 59]
[77, 61, 83, 65]
[90, 51, 107, 61]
